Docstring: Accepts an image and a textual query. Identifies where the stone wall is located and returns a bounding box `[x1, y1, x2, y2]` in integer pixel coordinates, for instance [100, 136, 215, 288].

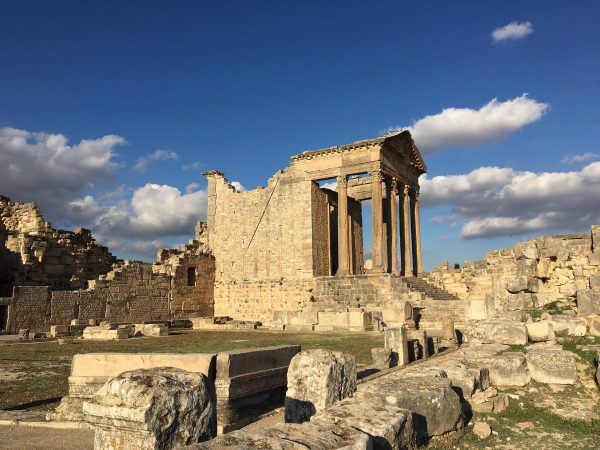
[311, 183, 331, 277]
[154, 232, 215, 319]
[206, 170, 315, 283]
[0, 195, 117, 294]
[426, 226, 600, 317]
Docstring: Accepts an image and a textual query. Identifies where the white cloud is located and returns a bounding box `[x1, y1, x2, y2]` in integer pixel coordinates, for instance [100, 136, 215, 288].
[0, 127, 124, 220]
[182, 161, 203, 171]
[421, 162, 600, 239]
[134, 149, 178, 172]
[384, 94, 549, 154]
[561, 152, 599, 165]
[491, 21, 533, 42]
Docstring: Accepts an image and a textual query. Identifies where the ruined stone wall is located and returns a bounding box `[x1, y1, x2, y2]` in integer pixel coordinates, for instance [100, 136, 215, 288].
[214, 274, 421, 323]
[426, 226, 600, 317]
[0, 196, 117, 293]
[207, 171, 315, 283]
[154, 237, 215, 319]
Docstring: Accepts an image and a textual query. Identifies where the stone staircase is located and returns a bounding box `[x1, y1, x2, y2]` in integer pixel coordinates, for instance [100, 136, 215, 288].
[401, 275, 466, 331]
[403, 276, 462, 302]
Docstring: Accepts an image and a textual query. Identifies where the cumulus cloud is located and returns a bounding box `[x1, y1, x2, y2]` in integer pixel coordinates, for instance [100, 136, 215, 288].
[0, 127, 124, 218]
[384, 94, 549, 154]
[68, 183, 208, 240]
[561, 152, 599, 165]
[182, 161, 203, 171]
[421, 162, 600, 239]
[134, 149, 178, 172]
[492, 21, 533, 42]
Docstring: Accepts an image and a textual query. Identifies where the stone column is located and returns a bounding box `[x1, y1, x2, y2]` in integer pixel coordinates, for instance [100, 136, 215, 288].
[370, 170, 384, 272]
[410, 189, 423, 275]
[336, 175, 350, 275]
[389, 178, 399, 274]
[400, 185, 412, 276]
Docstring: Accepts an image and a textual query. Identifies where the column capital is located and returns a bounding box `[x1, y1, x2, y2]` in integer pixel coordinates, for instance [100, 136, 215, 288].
[390, 177, 398, 189]
[412, 188, 420, 200]
[369, 169, 383, 182]
[336, 175, 348, 188]
[402, 184, 411, 196]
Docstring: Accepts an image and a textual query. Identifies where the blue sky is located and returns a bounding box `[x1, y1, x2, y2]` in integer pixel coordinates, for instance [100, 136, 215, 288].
[1, 1, 599, 268]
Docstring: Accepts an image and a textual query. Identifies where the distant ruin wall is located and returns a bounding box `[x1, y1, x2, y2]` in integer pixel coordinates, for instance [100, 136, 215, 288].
[8, 258, 216, 332]
[0, 196, 117, 293]
[426, 226, 600, 316]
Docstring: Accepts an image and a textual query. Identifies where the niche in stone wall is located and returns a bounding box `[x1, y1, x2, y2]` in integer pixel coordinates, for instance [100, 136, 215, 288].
[187, 267, 197, 287]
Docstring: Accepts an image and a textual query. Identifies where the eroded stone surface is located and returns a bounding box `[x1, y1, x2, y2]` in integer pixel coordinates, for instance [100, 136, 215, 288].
[526, 349, 577, 385]
[285, 349, 357, 424]
[83, 368, 216, 450]
[466, 319, 528, 345]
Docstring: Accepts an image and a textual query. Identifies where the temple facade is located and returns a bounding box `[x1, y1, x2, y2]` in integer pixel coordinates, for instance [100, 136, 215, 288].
[204, 131, 428, 322]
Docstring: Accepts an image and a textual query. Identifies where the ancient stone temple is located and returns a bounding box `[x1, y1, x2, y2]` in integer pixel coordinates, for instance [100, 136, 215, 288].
[203, 131, 438, 323]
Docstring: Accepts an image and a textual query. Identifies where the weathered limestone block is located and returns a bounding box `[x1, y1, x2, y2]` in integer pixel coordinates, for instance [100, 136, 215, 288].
[592, 225, 600, 252]
[514, 241, 538, 260]
[473, 421, 492, 439]
[312, 397, 415, 450]
[215, 345, 300, 433]
[526, 349, 577, 385]
[135, 323, 169, 337]
[83, 326, 129, 340]
[506, 276, 529, 293]
[469, 352, 530, 387]
[442, 317, 456, 341]
[430, 362, 477, 399]
[285, 349, 357, 424]
[50, 325, 70, 337]
[525, 321, 555, 342]
[466, 319, 528, 345]
[467, 299, 489, 320]
[83, 368, 216, 450]
[550, 315, 587, 337]
[48, 352, 217, 423]
[371, 347, 392, 370]
[356, 373, 463, 440]
[590, 274, 600, 289]
[506, 292, 534, 310]
[577, 289, 600, 316]
[407, 329, 429, 361]
[176, 420, 372, 449]
[469, 388, 509, 414]
[384, 326, 409, 366]
[587, 316, 600, 336]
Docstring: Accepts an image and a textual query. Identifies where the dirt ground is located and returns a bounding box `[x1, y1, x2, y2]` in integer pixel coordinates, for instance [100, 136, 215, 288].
[0, 425, 94, 450]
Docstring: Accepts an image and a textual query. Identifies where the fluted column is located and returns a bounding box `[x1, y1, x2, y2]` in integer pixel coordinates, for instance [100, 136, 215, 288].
[390, 178, 399, 274]
[336, 175, 349, 275]
[411, 189, 423, 275]
[370, 169, 384, 272]
[400, 184, 412, 276]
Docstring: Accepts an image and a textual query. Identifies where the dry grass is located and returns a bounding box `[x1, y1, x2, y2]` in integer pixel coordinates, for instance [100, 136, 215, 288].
[0, 329, 383, 410]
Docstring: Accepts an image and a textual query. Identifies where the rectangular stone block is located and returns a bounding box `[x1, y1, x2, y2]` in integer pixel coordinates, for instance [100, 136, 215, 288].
[577, 289, 600, 316]
[50, 325, 69, 337]
[215, 345, 300, 400]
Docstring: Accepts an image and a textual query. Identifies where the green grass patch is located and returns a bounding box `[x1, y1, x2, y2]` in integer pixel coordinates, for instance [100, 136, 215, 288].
[0, 330, 383, 410]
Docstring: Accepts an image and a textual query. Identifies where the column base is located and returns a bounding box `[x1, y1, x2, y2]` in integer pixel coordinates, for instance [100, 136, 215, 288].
[335, 270, 350, 276]
[369, 266, 385, 274]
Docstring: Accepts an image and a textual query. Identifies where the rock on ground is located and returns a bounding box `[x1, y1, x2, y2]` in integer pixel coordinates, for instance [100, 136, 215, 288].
[526, 349, 577, 385]
[466, 319, 528, 345]
[550, 315, 587, 337]
[355, 373, 463, 441]
[312, 397, 415, 450]
[371, 347, 392, 370]
[83, 368, 216, 450]
[175, 421, 372, 449]
[467, 352, 531, 387]
[285, 349, 357, 424]
[525, 321, 555, 342]
[473, 421, 492, 439]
